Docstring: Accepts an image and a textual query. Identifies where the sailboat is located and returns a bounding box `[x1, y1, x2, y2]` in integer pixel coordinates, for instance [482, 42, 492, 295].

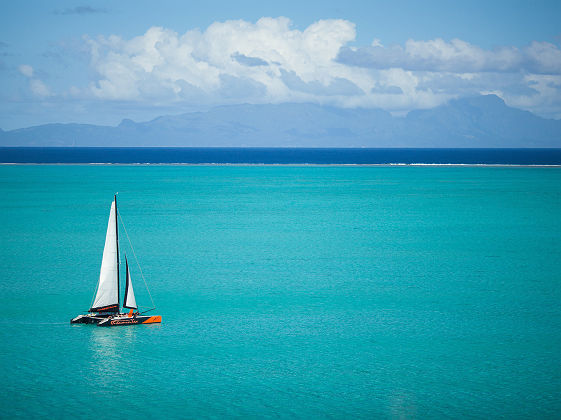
[71, 195, 161, 327]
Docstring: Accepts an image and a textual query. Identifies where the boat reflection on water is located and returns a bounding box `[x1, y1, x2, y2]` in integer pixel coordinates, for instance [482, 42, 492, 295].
[88, 327, 138, 383]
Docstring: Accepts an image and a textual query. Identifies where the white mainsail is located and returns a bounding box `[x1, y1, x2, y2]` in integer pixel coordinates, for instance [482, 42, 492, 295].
[91, 200, 119, 310]
[123, 257, 137, 309]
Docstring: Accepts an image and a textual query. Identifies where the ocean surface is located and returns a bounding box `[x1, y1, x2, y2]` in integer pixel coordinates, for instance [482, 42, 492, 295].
[1, 164, 561, 418]
[2, 147, 561, 165]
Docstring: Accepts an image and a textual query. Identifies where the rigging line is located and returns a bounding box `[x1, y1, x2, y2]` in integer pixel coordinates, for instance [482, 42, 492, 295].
[117, 209, 156, 309]
[139, 308, 156, 315]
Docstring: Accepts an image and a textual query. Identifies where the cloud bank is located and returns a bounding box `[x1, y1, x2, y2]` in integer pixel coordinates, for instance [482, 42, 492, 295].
[34, 18, 561, 118]
[337, 39, 561, 74]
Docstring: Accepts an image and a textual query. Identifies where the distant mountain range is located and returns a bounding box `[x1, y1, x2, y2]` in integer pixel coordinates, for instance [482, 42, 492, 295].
[1, 95, 560, 147]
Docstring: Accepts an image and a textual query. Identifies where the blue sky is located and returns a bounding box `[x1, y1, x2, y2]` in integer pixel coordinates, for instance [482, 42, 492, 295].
[1, 0, 560, 129]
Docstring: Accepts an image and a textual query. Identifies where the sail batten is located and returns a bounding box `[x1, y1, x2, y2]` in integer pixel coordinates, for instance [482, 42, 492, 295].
[90, 200, 119, 312]
[123, 257, 138, 310]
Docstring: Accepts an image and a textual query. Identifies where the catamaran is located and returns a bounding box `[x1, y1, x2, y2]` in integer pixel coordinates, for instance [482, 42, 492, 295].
[71, 195, 161, 327]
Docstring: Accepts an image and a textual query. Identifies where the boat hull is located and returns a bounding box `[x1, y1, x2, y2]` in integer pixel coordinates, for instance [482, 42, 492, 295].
[71, 313, 161, 326]
[70, 314, 111, 324]
[98, 315, 162, 327]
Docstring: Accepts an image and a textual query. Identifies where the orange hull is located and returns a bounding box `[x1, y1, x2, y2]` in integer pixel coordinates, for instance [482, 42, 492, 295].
[143, 315, 162, 324]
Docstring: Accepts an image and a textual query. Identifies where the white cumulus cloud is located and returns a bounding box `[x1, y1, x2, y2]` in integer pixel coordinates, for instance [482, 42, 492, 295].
[18, 63, 52, 98]
[86, 18, 371, 105]
[63, 18, 561, 118]
[30, 79, 51, 97]
[19, 64, 34, 77]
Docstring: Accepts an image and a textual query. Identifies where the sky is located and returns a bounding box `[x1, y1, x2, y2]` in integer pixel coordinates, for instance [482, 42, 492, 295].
[1, 0, 560, 130]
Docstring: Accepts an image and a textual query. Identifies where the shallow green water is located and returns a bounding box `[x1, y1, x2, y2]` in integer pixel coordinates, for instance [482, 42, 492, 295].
[1, 165, 560, 418]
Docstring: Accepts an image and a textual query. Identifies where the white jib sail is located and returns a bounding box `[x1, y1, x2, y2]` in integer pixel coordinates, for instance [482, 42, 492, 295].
[91, 200, 119, 310]
[124, 261, 137, 309]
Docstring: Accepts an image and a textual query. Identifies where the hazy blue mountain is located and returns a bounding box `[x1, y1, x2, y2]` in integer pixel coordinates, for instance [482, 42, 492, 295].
[403, 95, 561, 147]
[1, 95, 560, 147]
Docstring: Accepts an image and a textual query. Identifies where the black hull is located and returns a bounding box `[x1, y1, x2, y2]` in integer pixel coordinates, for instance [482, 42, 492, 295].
[70, 314, 111, 324]
[71, 313, 161, 326]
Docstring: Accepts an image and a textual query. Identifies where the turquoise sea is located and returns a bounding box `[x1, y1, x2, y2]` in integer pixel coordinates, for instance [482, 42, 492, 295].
[1, 165, 561, 418]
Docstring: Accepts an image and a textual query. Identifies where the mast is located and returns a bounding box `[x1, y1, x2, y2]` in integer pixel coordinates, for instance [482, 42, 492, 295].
[115, 194, 120, 311]
[124, 256, 129, 308]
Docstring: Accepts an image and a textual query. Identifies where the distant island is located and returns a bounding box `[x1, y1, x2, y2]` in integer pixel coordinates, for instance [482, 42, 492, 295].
[1, 95, 560, 148]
